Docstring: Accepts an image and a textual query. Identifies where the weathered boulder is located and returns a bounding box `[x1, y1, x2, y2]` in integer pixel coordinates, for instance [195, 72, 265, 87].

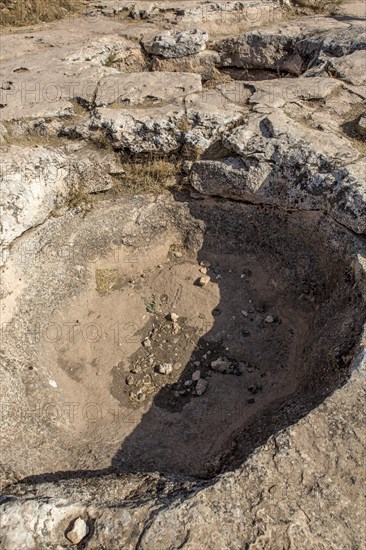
[151, 50, 220, 80]
[327, 50, 366, 86]
[0, 147, 70, 248]
[0, 145, 116, 252]
[91, 87, 245, 155]
[214, 19, 366, 74]
[0, 66, 106, 121]
[143, 29, 209, 58]
[215, 30, 304, 74]
[247, 76, 341, 107]
[184, 90, 246, 155]
[190, 110, 365, 233]
[95, 72, 202, 107]
[91, 104, 186, 154]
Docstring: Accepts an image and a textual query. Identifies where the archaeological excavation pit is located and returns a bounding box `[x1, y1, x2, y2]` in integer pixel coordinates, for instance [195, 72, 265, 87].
[1, 1, 366, 547]
[2, 194, 365, 482]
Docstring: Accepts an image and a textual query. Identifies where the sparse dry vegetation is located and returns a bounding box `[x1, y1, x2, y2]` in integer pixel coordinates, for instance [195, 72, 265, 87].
[292, 0, 343, 11]
[0, 0, 80, 27]
[117, 158, 179, 195]
[66, 181, 94, 215]
[95, 268, 119, 295]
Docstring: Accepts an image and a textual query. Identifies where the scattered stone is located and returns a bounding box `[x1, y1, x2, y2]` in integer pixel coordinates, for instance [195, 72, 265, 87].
[192, 370, 201, 381]
[185, 380, 194, 387]
[66, 517, 89, 545]
[173, 362, 182, 370]
[157, 363, 173, 375]
[211, 357, 231, 373]
[173, 250, 183, 258]
[196, 378, 208, 396]
[248, 385, 262, 395]
[172, 322, 181, 334]
[199, 267, 208, 274]
[265, 315, 275, 323]
[167, 312, 179, 322]
[142, 337, 152, 348]
[129, 390, 147, 403]
[197, 275, 210, 287]
[357, 115, 366, 137]
[211, 358, 227, 369]
[241, 311, 248, 317]
[126, 375, 134, 385]
[137, 391, 146, 402]
[200, 261, 211, 268]
[130, 365, 142, 374]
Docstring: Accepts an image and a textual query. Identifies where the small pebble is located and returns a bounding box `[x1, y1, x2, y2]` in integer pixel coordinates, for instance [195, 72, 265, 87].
[130, 365, 142, 374]
[157, 363, 173, 375]
[185, 380, 194, 387]
[172, 322, 180, 334]
[200, 261, 211, 268]
[173, 362, 182, 370]
[197, 275, 210, 287]
[241, 310, 248, 317]
[173, 251, 183, 258]
[196, 379, 208, 396]
[199, 267, 207, 274]
[66, 517, 89, 545]
[167, 312, 179, 322]
[265, 315, 274, 323]
[126, 375, 134, 385]
[137, 391, 146, 402]
[192, 370, 201, 381]
[211, 358, 231, 372]
[142, 337, 152, 348]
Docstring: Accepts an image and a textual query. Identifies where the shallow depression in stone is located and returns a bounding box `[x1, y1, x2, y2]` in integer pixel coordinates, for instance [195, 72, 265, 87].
[5, 196, 364, 481]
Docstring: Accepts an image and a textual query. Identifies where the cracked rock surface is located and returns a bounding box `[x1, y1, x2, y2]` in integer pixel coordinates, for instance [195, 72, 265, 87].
[0, 1, 365, 549]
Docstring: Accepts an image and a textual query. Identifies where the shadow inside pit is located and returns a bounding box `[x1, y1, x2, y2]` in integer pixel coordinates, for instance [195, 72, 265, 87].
[19, 195, 365, 487]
